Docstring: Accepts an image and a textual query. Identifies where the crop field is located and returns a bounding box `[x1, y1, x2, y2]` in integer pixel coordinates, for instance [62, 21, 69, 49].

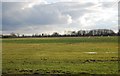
[2, 36, 119, 75]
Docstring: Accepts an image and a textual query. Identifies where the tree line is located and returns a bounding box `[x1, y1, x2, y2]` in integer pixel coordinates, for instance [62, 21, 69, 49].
[1, 29, 120, 38]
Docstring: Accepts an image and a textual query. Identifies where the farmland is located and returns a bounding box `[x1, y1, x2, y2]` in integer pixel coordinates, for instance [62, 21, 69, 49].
[2, 36, 119, 75]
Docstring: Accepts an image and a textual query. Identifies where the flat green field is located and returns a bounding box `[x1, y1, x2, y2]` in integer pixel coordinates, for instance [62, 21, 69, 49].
[2, 36, 119, 75]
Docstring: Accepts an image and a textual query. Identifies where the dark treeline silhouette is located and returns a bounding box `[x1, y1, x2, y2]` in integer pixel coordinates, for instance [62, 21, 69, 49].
[1, 29, 120, 38]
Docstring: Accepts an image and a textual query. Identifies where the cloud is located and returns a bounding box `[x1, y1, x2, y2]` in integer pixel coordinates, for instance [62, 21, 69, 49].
[0, 2, 2, 34]
[2, 2, 72, 31]
[2, 0, 47, 2]
[2, 0, 118, 34]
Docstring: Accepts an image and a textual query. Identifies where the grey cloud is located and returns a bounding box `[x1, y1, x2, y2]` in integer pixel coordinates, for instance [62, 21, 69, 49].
[2, 2, 70, 30]
[50, 2, 95, 19]
[0, 2, 2, 31]
[2, 2, 29, 30]
[24, 5, 69, 25]
[101, 2, 116, 8]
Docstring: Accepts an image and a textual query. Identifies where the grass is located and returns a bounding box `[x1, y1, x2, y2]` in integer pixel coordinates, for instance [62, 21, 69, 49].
[2, 36, 117, 43]
[2, 36, 119, 75]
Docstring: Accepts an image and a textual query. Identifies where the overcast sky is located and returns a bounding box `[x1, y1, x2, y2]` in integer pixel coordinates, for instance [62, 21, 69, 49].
[1, 0, 119, 35]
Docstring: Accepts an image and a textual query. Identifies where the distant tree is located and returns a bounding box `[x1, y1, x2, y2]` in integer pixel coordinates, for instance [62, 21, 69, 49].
[0, 34, 2, 38]
[32, 34, 35, 37]
[42, 33, 44, 37]
[35, 33, 39, 37]
[10, 32, 17, 37]
[77, 30, 88, 36]
[71, 31, 76, 35]
[16, 33, 20, 37]
[22, 34, 25, 37]
[88, 29, 116, 36]
[118, 29, 120, 36]
[77, 30, 83, 36]
[52, 32, 59, 37]
[107, 29, 116, 36]
[38, 34, 42, 37]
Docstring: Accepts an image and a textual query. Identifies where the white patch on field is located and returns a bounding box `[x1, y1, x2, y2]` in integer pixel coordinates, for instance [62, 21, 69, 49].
[84, 52, 97, 54]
